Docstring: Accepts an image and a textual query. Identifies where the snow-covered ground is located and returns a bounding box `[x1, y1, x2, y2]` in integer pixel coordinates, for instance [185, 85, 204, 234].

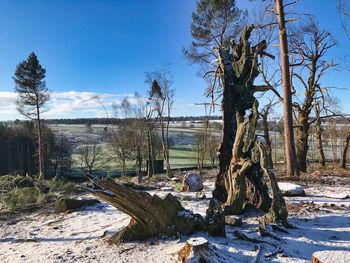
[0, 178, 349, 263]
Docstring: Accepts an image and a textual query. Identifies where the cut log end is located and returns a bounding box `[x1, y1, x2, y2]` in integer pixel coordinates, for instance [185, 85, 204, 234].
[179, 238, 220, 263]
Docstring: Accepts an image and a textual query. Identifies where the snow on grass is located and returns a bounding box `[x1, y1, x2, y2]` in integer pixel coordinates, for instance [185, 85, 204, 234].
[312, 250, 350, 263]
[278, 182, 305, 196]
[0, 179, 349, 263]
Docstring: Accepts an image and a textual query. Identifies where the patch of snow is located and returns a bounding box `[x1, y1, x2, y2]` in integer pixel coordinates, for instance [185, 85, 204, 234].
[1, 181, 349, 263]
[312, 250, 350, 263]
[278, 182, 306, 196]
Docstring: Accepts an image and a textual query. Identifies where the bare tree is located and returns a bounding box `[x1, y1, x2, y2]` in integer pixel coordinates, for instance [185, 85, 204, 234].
[110, 124, 134, 177]
[79, 142, 103, 174]
[289, 20, 336, 172]
[208, 132, 220, 168]
[47, 134, 72, 180]
[130, 94, 149, 180]
[110, 97, 143, 177]
[13, 52, 50, 180]
[146, 70, 175, 177]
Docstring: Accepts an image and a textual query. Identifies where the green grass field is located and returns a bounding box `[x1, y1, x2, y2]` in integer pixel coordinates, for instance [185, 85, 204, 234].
[70, 143, 214, 177]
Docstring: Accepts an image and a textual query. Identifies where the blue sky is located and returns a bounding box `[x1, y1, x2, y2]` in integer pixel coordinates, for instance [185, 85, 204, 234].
[0, 0, 349, 120]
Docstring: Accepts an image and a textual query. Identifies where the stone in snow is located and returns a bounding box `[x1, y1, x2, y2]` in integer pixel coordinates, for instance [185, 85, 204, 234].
[182, 172, 204, 192]
[278, 182, 305, 196]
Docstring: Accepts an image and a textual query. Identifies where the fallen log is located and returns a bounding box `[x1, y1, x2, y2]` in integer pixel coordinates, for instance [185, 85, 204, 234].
[85, 174, 225, 244]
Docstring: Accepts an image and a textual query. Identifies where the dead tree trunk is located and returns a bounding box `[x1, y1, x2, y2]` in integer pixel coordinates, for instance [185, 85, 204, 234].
[212, 46, 237, 205]
[86, 175, 225, 244]
[212, 27, 276, 215]
[257, 142, 288, 226]
[341, 130, 350, 168]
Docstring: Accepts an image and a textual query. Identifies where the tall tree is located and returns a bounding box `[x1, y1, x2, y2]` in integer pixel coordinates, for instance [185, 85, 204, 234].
[146, 70, 175, 178]
[275, 0, 299, 177]
[289, 20, 336, 172]
[186, 1, 288, 225]
[184, 0, 246, 96]
[13, 52, 50, 180]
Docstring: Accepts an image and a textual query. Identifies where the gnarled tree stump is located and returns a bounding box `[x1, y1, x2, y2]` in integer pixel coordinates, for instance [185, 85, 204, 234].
[86, 175, 225, 244]
[212, 25, 287, 225]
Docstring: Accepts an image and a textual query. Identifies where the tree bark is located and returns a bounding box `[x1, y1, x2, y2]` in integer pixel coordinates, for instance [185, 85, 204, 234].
[26, 141, 32, 177]
[276, 0, 299, 177]
[257, 142, 288, 226]
[178, 238, 227, 262]
[341, 130, 350, 168]
[86, 175, 225, 244]
[36, 105, 44, 180]
[147, 130, 154, 177]
[295, 114, 309, 173]
[122, 155, 126, 177]
[261, 111, 274, 169]
[212, 47, 238, 204]
[315, 106, 326, 166]
[160, 116, 171, 177]
[212, 28, 273, 214]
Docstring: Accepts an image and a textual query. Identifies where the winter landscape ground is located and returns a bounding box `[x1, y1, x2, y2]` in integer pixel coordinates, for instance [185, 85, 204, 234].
[1, 169, 349, 263]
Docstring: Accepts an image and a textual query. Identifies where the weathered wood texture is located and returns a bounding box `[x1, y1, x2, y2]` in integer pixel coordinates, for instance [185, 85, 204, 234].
[178, 237, 231, 263]
[86, 175, 225, 244]
[213, 26, 277, 215]
[257, 142, 288, 225]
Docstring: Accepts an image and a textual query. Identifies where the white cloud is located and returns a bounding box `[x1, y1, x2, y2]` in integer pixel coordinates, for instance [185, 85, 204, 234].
[0, 90, 203, 120]
[0, 90, 141, 120]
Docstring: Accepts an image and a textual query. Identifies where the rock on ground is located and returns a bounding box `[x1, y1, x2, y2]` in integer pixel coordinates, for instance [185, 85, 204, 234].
[55, 198, 100, 213]
[182, 172, 204, 192]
